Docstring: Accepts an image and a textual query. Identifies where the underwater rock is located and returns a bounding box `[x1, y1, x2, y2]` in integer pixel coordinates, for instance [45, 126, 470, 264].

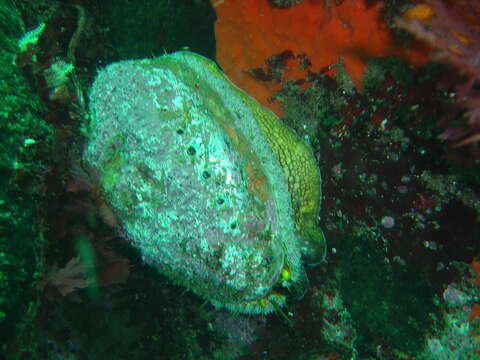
[84, 51, 324, 314]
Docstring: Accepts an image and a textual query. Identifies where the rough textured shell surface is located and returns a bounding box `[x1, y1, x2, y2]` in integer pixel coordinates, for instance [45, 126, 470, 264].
[84, 51, 304, 313]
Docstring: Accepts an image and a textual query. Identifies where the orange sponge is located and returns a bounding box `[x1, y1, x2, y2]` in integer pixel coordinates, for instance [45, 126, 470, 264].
[212, 0, 429, 115]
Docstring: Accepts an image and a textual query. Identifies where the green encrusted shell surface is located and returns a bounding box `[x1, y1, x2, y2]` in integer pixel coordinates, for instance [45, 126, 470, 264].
[84, 51, 323, 314]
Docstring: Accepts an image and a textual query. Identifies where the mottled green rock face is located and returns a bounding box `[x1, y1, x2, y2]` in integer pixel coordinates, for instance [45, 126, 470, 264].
[84, 51, 319, 314]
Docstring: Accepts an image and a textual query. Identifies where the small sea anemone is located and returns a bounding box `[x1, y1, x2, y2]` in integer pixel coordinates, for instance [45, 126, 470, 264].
[269, 0, 303, 8]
